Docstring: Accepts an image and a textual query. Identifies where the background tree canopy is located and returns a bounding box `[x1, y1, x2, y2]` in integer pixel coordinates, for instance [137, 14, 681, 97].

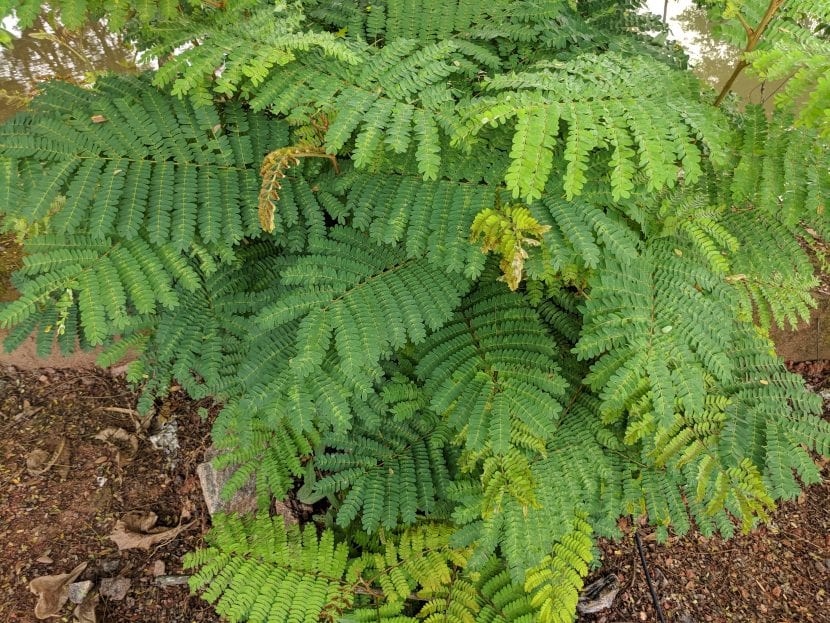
[0, 1, 828, 622]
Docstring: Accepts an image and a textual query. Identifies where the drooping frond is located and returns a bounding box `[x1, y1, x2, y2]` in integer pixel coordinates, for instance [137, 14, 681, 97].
[0, 75, 279, 248]
[150, 2, 362, 105]
[257, 226, 472, 388]
[183, 514, 353, 623]
[0, 235, 194, 346]
[575, 240, 738, 428]
[258, 146, 338, 233]
[728, 108, 829, 239]
[414, 278, 567, 456]
[524, 514, 593, 623]
[724, 212, 819, 330]
[456, 52, 732, 202]
[310, 412, 452, 532]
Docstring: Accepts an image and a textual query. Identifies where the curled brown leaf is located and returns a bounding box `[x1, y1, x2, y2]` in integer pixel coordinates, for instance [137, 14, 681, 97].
[73, 590, 98, 623]
[28, 561, 87, 619]
[108, 511, 192, 551]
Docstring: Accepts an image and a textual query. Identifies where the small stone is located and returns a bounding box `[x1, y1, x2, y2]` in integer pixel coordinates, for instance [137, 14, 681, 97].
[154, 575, 190, 587]
[37, 375, 48, 383]
[68, 580, 94, 604]
[197, 446, 258, 516]
[100, 576, 131, 601]
[152, 560, 165, 576]
[98, 559, 120, 574]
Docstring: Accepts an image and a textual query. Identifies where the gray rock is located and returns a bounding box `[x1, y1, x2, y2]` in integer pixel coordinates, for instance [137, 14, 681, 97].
[100, 576, 131, 601]
[149, 420, 180, 470]
[154, 575, 191, 587]
[68, 580, 94, 604]
[577, 574, 620, 615]
[196, 445, 258, 517]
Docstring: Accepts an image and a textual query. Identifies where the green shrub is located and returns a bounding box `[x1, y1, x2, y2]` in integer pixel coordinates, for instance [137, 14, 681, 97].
[1, 1, 828, 621]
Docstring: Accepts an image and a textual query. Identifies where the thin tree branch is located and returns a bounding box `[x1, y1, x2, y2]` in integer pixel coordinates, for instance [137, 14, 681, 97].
[715, 0, 787, 106]
[734, 11, 755, 38]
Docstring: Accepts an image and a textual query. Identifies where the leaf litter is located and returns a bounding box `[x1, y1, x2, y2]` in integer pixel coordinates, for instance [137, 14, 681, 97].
[27, 561, 87, 619]
[108, 510, 193, 551]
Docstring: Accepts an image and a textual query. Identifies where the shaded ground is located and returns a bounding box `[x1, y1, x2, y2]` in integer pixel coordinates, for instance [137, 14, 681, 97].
[0, 363, 827, 622]
[0, 366, 221, 622]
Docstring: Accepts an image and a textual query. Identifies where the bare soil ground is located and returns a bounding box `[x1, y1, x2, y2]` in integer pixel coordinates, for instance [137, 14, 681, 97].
[0, 366, 221, 622]
[0, 363, 827, 623]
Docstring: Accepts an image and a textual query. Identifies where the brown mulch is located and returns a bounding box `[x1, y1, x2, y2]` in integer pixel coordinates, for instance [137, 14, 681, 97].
[0, 362, 828, 622]
[0, 366, 222, 622]
[584, 360, 830, 623]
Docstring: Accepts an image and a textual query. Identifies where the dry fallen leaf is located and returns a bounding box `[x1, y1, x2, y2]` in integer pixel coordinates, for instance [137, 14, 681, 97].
[26, 437, 69, 477]
[109, 511, 192, 551]
[28, 561, 88, 619]
[123, 510, 158, 533]
[100, 406, 154, 433]
[26, 449, 50, 473]
[73, 590, 98, 623]
[94, 427, 138, 465]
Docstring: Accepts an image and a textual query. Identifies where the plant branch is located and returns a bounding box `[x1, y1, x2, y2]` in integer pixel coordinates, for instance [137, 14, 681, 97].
[734, 11, 754, 38]
[714, 0, 786, 106]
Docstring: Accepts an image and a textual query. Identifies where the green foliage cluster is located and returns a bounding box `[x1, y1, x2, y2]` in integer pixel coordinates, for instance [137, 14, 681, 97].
[1, 1, 829, 622]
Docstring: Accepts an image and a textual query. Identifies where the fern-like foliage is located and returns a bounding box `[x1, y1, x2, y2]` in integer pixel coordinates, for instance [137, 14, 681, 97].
[257, 226, 472, 390]
[2, 2, 829, 623]
[455, 52, 731, 202]
[184, 514, 353, 623]
[309, 411, 452, 532]
[0, 75, 275, 248]
[415, 278, 567, 456]
[1, 0, 186, 30]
